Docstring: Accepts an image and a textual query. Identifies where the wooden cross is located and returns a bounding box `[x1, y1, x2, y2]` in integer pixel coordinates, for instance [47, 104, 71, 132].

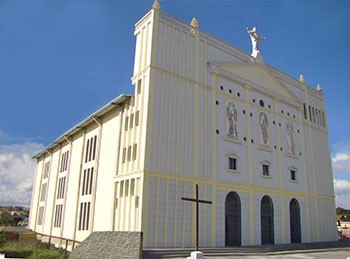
[181, 183, 212, 251]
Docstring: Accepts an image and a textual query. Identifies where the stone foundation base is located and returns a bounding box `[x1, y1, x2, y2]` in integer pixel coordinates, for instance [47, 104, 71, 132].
[70, 231, 142, 259]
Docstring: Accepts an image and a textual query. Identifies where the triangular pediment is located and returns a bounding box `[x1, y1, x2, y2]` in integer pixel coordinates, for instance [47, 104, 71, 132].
[210, 63, 300, 104]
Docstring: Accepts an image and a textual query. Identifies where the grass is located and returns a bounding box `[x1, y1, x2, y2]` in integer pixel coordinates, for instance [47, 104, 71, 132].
[0, 232, 67, 258]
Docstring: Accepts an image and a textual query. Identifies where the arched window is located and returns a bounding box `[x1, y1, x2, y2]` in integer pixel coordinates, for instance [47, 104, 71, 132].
[289, 198, 301, 243]
[225, 192, 241, 246]
[261, 195, 274, 244]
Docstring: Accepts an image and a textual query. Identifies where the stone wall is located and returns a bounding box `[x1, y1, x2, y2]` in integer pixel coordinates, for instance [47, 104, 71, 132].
[70, 231, 142, 259]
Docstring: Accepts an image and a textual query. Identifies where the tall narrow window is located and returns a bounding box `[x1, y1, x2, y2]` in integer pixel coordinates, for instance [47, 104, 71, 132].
[37, 206, 44, 225]
[57, 176, 66, 199]
[60, 151, 69, 172]
[125, 180, 129, 196]
[78, 202, 91, 231]
[60, 153, 64, 173]
[127, 146, 131, 161]
[318, 110, 322, 126]
[89, 167, 94, 195]
[40, 183, 47, 202]
[308, 105, 312, 122]
[130, 179, 135, 196]
[81, 167, 94, 195]
[78, 203, 83, 230]
[137, 79, 142, 95]
[303, 103, 307, 120]
[43, 161, 50, 178]
[85, 136, 97, 163]
[133, 144, 137, 161]
[120, 181, 124, 197]
[135, 111, 140, 126]
[54, 204, 63, 228]
[122, 148, 126, 163]
[92, 136, 97, 160]
[89, 137, 93, 162]
[65, 151, 69, 170]
[125, 116, 129, 131]
[85, 139, 90, 163]
[322, 112, 325, 127]
[130, 114, 134, 129]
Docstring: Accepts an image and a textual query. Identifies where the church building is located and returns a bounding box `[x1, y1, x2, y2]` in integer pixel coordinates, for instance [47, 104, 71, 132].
[29, 1, 337, 249]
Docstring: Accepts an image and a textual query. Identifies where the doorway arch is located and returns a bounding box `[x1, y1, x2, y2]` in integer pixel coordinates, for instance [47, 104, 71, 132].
[260, 195, 274, 244]
[225, 191, 241, 246]
[289, 198, 301, 243]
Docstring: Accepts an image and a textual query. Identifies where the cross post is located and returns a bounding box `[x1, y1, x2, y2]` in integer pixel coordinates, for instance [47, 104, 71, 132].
[181, 183, 212, 251]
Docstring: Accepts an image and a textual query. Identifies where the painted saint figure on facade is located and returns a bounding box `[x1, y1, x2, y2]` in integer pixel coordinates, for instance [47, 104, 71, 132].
[259, 112, 269, 145]
[286, 122, 296, 155]
[226, 102, 238, 139]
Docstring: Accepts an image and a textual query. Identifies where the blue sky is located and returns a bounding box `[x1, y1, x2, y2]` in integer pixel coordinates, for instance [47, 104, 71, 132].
[0, 0, 349, 207]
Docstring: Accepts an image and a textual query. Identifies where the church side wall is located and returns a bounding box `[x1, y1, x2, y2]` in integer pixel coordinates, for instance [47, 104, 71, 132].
[30, 98, 145, 249]
[93, 111, 120, 231]
[62, 133, 84, 241]
[51, 144, 70, 240]
[41, 149, 60, 237]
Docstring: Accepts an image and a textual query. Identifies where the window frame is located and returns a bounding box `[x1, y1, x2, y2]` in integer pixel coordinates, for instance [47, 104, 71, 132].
[289, 166, 298, 182]
[260, 160, 272, 178]
[226, 152, 239, 173]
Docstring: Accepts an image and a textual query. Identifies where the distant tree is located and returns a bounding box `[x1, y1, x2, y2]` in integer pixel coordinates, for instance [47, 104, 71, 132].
[336, 207, 350, 215]
[0, 214, 11, 226]
[0, 212, 18, 226]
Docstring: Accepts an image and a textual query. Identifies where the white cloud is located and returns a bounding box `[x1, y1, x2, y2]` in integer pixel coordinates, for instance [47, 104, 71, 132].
[332, 153, 350, 173]
[334, 179, 350, 209]
[0, 142, 44, 206]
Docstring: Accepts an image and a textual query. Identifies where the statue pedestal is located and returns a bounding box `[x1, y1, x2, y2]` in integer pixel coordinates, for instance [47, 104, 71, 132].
[251, 51, 265, 64]
[186, 251, 205, 259]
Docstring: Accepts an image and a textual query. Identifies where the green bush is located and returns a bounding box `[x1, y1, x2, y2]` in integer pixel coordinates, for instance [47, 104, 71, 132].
[0, 232, 6, 247]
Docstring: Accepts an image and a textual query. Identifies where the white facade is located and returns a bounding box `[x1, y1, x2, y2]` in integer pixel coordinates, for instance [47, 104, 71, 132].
[29, 4, 337, 249]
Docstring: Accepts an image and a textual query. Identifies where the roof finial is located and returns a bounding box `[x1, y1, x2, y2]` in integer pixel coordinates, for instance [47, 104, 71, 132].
[190, 17, 199, 28]
[152, 0, 160, 9]
[299, 74, 305, 83]
[317, 84, 323, 92]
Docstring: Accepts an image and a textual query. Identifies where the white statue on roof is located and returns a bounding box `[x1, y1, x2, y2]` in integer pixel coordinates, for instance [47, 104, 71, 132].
[246, 26, 265, 60]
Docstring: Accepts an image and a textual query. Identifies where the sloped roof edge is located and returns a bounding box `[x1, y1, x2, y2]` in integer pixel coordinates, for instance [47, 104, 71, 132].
[33, 94, 132, 159]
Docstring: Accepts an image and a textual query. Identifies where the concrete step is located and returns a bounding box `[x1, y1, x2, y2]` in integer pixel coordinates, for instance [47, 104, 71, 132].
[142, 240, 350, 259]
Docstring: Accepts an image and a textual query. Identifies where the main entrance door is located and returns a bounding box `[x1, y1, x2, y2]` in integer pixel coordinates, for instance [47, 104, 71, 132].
[225, 192, 241, 246]
[289, 198, 301, 243]
[260, 195, 274, 244]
